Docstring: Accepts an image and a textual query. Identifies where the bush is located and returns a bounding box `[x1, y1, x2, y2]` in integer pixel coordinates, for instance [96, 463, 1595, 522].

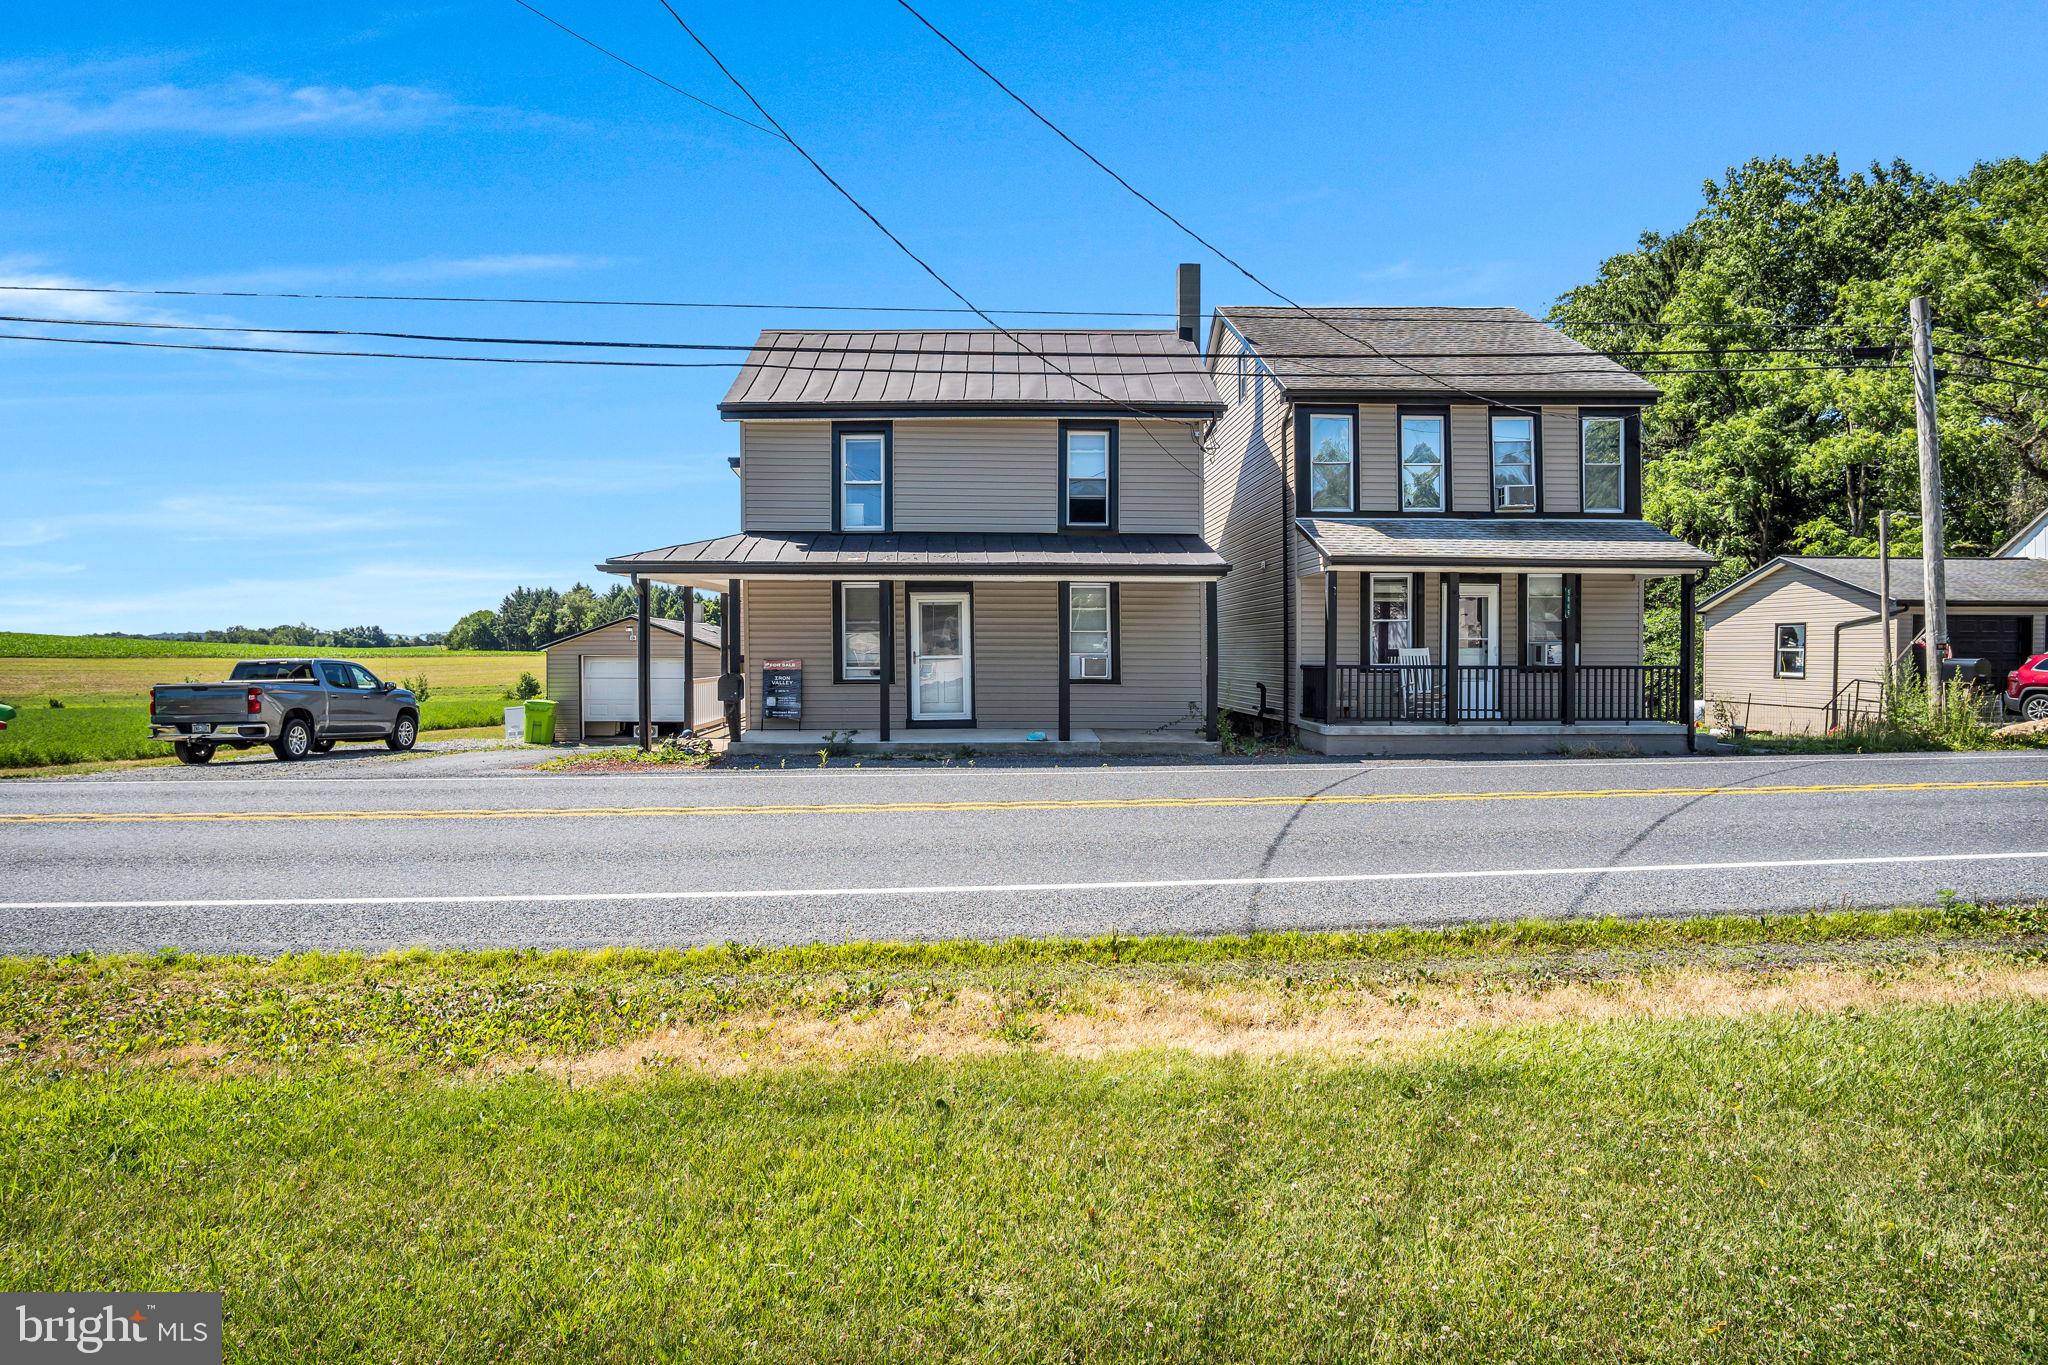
[512, 673, 542, 701]
[400, 674, 432, 704]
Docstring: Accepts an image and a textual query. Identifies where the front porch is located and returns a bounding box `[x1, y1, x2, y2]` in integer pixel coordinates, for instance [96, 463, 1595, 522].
[726, 726, 1219, 758]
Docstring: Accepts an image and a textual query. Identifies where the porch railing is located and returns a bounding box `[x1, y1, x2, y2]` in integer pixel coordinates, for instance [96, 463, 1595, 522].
[1302, 663, 1684, 725]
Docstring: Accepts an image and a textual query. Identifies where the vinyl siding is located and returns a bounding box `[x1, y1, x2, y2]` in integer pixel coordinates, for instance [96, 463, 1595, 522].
[1701, 569, 1876, 735]
[1541, 406, 1581, 513]
[1355, 403, 1399, 512]
[541, 619, 720, 739]
[1579, 574, 1644, 664]
[741, 578, 1203, 733]
[1449, 405, 1489, 513]
[740, 416, 1203, 535]
[1203, 324, 1290, 720]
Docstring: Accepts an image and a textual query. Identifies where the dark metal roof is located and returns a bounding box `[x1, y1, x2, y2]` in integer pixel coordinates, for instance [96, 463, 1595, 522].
[718, 329, 1223, 415]
[1297, 516, 1714, 570]
[539, 616, 721, 651]
[1216, 305, 1661, 401]
[601, 531, 1228, 579]
[1715, 555, 2048, 609]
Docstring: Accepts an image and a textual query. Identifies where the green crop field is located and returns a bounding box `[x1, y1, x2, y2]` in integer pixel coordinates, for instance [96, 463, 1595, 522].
[0, 633, 543, 767]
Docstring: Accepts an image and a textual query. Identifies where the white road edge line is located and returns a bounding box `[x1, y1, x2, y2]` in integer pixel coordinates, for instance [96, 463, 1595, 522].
[6, 849, 2046, 912]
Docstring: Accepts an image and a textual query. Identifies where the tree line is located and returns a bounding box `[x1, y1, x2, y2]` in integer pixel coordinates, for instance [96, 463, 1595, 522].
[444, 582, 720, 652]
[93, 625, 443, 648]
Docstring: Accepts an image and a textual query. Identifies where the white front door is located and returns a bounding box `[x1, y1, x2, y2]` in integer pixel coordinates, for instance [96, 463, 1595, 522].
[909, 592, 972, 722]
[1457, 582, 1501, 718]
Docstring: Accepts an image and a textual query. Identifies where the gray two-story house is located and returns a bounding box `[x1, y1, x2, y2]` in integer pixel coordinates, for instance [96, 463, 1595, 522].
[1204, 306, 1715, 754]
[600, 282, 1228, 753]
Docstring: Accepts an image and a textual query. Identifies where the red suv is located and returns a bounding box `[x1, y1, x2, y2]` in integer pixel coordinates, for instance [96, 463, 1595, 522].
[2007, 653, 2048, 722]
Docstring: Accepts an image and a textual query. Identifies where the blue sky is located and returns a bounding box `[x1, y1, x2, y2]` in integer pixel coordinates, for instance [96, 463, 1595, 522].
[2, 1, 2042, 635]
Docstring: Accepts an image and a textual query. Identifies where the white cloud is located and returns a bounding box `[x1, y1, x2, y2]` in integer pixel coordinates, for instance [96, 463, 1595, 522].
[0, 493, 446, 550]
[0, 558, 83, 580]
[171, 253, 612, 292]
[0, 76, 468, 143]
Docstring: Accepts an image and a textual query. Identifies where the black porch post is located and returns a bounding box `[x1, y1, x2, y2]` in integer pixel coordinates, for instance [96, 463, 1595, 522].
[879, 580, 894, 744]
[635, 576, 652, 752]
[1680, 572, 1698, 752]
[1442, 571, 1461, 725]
[1560, 574, 1580, 726]
[1056, 581, 1071, 742]
[680, 587, 695, 737]
[1322, 572, 1338, 722]
[721, 578, 741, 737]
[1204, 580, 1220, 742]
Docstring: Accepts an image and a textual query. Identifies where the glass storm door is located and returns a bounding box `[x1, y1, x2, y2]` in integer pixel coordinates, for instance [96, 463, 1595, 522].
[909, 593, 972, 722]
[1457, 583, 1500, 718]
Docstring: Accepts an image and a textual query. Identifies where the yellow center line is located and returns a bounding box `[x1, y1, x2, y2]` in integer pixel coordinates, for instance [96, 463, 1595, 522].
[1, 777, 2043, 825]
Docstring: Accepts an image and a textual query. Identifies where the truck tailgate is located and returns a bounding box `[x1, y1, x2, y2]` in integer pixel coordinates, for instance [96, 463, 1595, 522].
[151, 685, 253, 724]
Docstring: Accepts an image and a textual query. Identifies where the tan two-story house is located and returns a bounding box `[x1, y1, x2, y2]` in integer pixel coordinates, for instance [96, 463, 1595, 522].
[1204, 306, 1715, 754]
[599, 275, 1228, 754]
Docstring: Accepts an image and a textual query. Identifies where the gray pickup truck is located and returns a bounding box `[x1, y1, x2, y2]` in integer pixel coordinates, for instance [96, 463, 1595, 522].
[149, 659, 420, 764]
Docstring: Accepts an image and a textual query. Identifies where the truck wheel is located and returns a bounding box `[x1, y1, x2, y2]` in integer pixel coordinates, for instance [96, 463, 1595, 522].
[272, 716, 314, 761]
[2026, 694, 2048, 722]
[385, 712, 418, 751]
[173, 740, 216, 765]
[310, 738, 336, 753]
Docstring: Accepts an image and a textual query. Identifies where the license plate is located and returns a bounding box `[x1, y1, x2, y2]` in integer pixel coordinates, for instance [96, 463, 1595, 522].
[189, 722, 213, 734]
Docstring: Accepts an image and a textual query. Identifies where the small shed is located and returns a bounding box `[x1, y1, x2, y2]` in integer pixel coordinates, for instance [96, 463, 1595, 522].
[540, 616, 723, 741]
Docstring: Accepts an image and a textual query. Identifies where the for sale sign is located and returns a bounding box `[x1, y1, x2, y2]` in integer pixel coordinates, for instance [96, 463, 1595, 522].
[762, 660, 802, 721]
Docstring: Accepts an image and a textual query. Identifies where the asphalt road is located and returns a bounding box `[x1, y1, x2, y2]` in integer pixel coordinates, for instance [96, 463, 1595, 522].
[3, 747, 2046, 953]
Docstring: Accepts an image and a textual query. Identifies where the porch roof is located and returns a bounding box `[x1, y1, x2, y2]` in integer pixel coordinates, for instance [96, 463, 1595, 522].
[600, 530, 1229, 583]
[1296, 516, 1715, 572]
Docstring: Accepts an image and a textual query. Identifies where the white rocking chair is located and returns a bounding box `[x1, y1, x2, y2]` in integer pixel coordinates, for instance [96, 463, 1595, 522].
[1397, 647, 1442, 721]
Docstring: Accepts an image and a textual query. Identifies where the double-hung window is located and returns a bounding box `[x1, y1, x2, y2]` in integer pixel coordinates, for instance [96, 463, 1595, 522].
[1368, 575, 1411, 665]
[1400, 413, 1446, 512]
[1524, 575, 1566, 667]
[1774, 623, 1806, 679]
[1491, 414, 1536, 511]
[839, 583, 883, 681]
[1068, 583, 1114, 680]
[1064, 427, 1111, 528]
[838, 430, 887, 531]
[1581, 415, 1624, 513]
[1307, 412, 1354, 512]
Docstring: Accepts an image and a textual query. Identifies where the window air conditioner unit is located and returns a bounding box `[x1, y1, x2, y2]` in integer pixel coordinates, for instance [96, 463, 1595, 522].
[1498, 485, 1535, 510]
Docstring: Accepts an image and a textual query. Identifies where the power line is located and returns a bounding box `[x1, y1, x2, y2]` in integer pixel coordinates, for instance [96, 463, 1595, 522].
[506, 0, 779, 137]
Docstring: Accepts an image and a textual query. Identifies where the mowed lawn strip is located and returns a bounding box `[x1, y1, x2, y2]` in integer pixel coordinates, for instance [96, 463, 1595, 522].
[0, 642, 543, 767]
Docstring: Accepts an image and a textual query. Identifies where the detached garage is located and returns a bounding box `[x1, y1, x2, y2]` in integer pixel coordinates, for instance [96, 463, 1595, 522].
[541, 616, 723, 741]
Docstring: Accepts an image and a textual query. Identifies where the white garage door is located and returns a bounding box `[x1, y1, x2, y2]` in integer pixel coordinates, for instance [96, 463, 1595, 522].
[582, 658, 688, 726]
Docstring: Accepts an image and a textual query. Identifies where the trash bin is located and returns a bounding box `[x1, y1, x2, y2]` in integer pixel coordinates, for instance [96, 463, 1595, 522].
[0, 701, 14, 732]
[523, 698, 558, 745]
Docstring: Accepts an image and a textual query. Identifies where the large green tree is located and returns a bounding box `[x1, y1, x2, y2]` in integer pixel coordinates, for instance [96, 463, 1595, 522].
[1552, 154, 2048, 571]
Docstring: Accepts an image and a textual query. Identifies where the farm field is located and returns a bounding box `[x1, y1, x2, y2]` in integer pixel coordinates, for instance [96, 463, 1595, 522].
[0, 635, 543, 768]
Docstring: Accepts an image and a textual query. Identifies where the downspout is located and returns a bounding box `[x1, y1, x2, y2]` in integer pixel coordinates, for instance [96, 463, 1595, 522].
[1279, 397, 1293, 731]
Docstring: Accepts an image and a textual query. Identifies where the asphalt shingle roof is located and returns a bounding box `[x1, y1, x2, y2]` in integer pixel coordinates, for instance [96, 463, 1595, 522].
[1218, 306, 1660, 400]
[1783, 556, 2048, 606]
[602, 531, 1228, 579]
[1296, 517, 1715, 570]
[719, 330, 1222, 414]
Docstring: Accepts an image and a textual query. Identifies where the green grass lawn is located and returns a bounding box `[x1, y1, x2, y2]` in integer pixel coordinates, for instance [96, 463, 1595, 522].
[0, 634, 543, 766]
[3, 908, 2045, 1362]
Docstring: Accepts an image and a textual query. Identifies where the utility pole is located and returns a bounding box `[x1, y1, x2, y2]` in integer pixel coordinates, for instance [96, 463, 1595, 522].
[1876, 509, 1893, 696]
[1909, 297, 1949, 716]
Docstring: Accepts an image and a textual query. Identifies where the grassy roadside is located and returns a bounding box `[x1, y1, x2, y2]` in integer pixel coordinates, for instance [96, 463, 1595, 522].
[5, 906, 2046, 1361]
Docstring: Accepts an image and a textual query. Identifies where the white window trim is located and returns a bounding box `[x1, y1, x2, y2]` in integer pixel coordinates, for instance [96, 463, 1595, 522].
[1490, 414, 1537, 512]
[1400, 414, 1446, 512]
[1524, 573, 1566, 668]
[1067, 582, 1115, 681]
[1774, 623, 1807, 679]
[1580, 415, 1625, 514]
[1307, 412, 1355, 513]
[1367, 574, 1411, 667]
[1064, 427, 1112, 529]
[839, 431, 887, 533]
[839, 581, 883, 682]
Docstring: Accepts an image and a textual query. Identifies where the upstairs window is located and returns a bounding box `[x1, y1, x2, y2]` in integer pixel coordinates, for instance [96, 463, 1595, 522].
[1774, 623, 1807, 679]
[1063, 427, 1112, 529]
[839, 583, 882, 681]
[1581, 415, 1624, 513]
[1400, 413, 1445, 512]
[838, 429, 887, 531]
[1068, 583, 1114, 680]
[1368, 575, 1411, 665]
[1491, 414, 1536, 511]
[1308, 412, 1355, 512]
[1525, 575, 1565, 667]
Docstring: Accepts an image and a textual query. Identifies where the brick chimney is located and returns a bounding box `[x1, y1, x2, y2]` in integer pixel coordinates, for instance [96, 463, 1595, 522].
[1176, 263, 1201, 344]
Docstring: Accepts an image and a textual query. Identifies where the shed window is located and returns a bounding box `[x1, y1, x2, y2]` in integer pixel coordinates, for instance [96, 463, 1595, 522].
[1525, 575, 1565, 667]
[1068, 583, 1114, 680]
[840, 583, 882, 681]
[1308, 412, 1354, 512]
[1581, 415, 1624, 513]
[1401, 415, 1445, 511]
[1774, 623, 1806, 679]
[1065, 428, 1111, 528]
[1491, 414, 1536, 511]
[839, 432, 886, 530]
[1368, 576, 1411, 665]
